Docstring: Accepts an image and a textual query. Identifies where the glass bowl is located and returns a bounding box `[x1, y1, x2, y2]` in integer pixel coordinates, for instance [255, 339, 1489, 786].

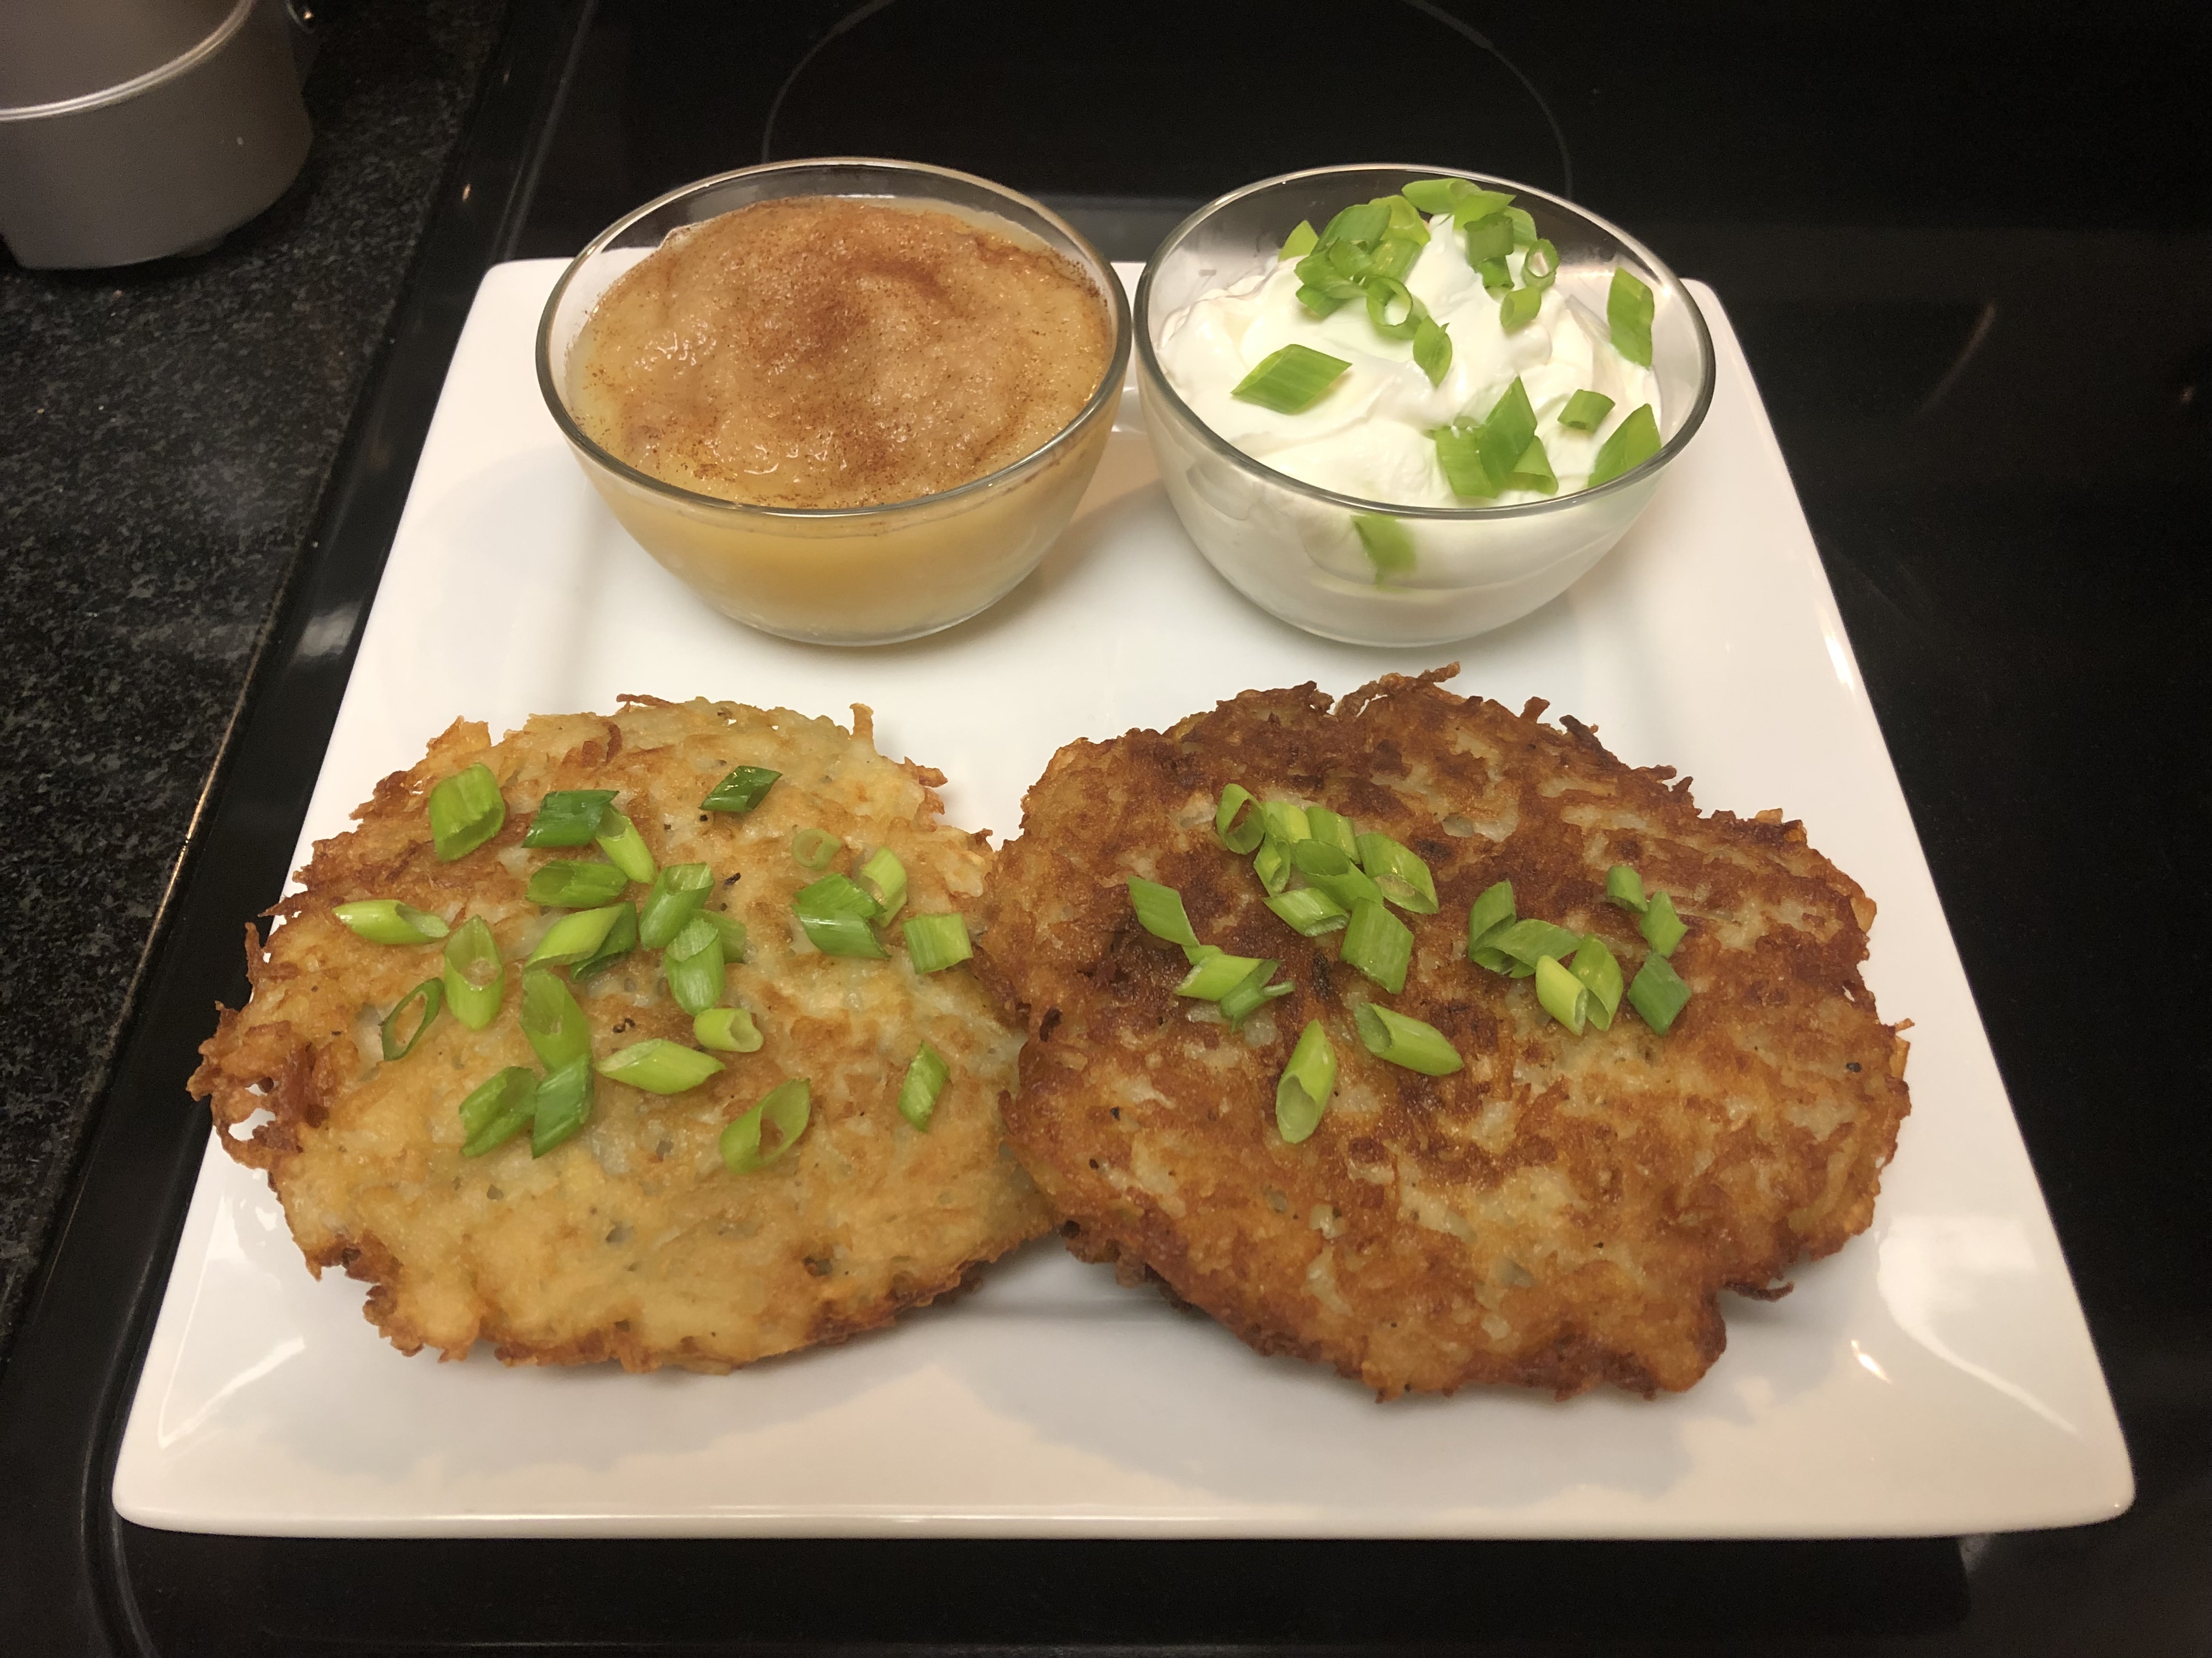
[1135, 165, 1714, 647]
[538, 159, 1131, 646]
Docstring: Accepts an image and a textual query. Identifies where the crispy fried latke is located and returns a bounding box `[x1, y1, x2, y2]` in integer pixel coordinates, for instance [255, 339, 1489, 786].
[194, 698, 1052, 1371]
[974, 668, 1912, 1399]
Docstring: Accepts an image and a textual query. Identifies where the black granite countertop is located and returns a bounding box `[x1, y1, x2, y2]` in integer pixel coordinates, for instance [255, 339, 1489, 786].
[0, 0, 510, 1367]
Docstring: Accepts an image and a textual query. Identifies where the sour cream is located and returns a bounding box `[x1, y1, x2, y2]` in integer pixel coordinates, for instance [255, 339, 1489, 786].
[1154, 214, 1662, 506]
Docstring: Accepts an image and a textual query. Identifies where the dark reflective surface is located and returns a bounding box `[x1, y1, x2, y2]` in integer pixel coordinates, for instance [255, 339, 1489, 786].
[8, 0, 2209, 1651]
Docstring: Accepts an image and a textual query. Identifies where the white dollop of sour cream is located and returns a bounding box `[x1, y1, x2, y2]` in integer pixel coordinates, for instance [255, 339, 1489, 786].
[1155, 213, 1662, 507]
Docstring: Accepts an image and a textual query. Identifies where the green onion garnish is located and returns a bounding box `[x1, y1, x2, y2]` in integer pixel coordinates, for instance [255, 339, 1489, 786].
[441, 915, 504, 1029]
[1462, 213, 1515, 265]
[379, 978, 444, 1061]
[1274, 1019, 1339, 1144]
[519, 966, 590, 1071]
[1342, 898, 1413, 994]
[1628, 953, 1692, 1033]
[898, 1042, 950, 1130]
[1450, 189, 1516, 228]
[902, 912, 972, 973]
[525, 859, 630, 909]
[1479, 378, 1538, 488]
[1521, 239, 1560, 292]
[1509, 437, 1558, 495]
[1252, 836, 1294, 896]
[722, 1078, 811, 1173]
[1353, 514, 1414, 584]
[1128, 876, 1200, 950]
[791, 826, 841, 872]
[1475, 916, 1582, 978]
[1288, 839, 1385, 910]
[523, 789, 615, 848]
[596, 1037, 724, 1095]
[638, 862, 713, 948]
[1218, 959, 1293, 1027]
[1431, 422, 1497, 499]
[1279, 219, 1319, 261]
[1306, 807, 1358, 859]
[1400, 178, 1464, 215]
[1641, 889, 1686, 956]
[1265, 887, 1349, 936]
[1560, 389, 1616, 432]
[703, 910, 747, 959]
[1355, 833, 1438, 914]
[1569, 933, 1623, 1029]
[428, 764, 505, 862]
[572, 902, 639, 980]
[663, 914, 726, 1016]
[1413, 314, 1452, 386]
[1215, 784, 1265, 854]
[1362, 275, 1421, 341]
[1504, 206, 1537, 248]
[594, 810, 656, 884]
[703, 765, 780, 813]
[526, 902, 629, 966]
[529, 1054, 593, 1157]
[334, 899, 448, 946]
[1296, 283, 1350, 318]
[1382, 193, 1430, 244]
[1605, 864, 1647, 912]
[857, 847, 907, 919]
[793, 873, 888, 959]
[1232, 344, 1352, 415]
[1466, 879, 1516, 957]
[1588, 403, 1662, 488]
[1535, 955, 1588, 1032]
[1261, 801, 1312, 844]
[1324, 199, 1392, 245]
[1608, 268, 1655, 367]
[1498, 284, 1542, 332]
[1475, 254, 1514, 297]
[1355, 1004, 1464, 1075]
[1177, 949, 1267, 1000]
[459, 1066, 538, 1159]
[695, 1005, 764, 1053]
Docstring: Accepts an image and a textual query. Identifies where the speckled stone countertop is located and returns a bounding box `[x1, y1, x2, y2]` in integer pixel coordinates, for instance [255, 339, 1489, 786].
[0, 0, 509, 1368]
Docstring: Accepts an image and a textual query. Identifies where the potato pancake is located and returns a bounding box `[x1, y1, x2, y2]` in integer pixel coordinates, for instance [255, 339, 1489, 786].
[194, 697, 1051, 1371]
[974, 668, 1911, 1399]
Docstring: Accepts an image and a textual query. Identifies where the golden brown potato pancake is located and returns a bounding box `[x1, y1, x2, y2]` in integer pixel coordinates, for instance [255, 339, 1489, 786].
[975, 668, 1911, 1399]
[194, 697, 1051, 1371]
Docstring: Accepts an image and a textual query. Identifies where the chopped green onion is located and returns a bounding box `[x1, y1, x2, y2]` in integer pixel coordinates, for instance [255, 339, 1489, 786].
[428, 764, 505, 862]
[1509, 437, 1558, 495]
[1178, 949, 1268, 1000]
[594, 810, 656, 884]
[596, 1037, 724, 1095]
[1279, 219, 1319, 261]
[1466, 880, 1516, 956]
[695, 1005, 763, 1053]
[441, 915, 505, 1029]
[702, 910, 747, 960]
[1127, 877, 1199, 950]
[1498, 283, 1542, 332]
[902, 912, 972, 973]
[1381, 193, 1430, 243]
[1274, 1019, 1339, 1144]
[1265, 887, 1349, 936]
[1353, 514, 1414, 584]
[1605, 864, 1647, 912]
[1355, 832, 1438, 914]
[1261, 801, 1312, 844]
[1355, 1003, 1464, 1075]
[1219, 958, 1292, 1027]
[526, 902, 629, 966]
[519, 966, 591, 1071]
[1413, 314, 1452, 386]
[898, 1042, 950, 1130]
[1534, 955, 1589, 1033]
[1306, 807, 1358, 859]
[523, 789, 615, 847]
[1288, 839, 1385, 910]
[1628, 953, 1692, 1033]
[663, 914, 726, 1016]
[1215, 784, 1264, 854]
[529, 1055, 593, 1157]
[1363, 275, 1423, 341]
[1608, 268, 1655, 367]
[703, 765, 780, 813]
[722, 1078, 811, 1173]
[1588, 403, 1662, 488]
[1232, 344, 1352, 415]
[572, 902, 638, 980]
[379, 977, 445, 1061]
[1520, 238, 1560, 292]
[791, 826, 841, 871]
[1560, 389, 1616, 432]
[1475, 916, 1582, 978]
[1462, 212, 1515, 264]
[1253, 835, 1294, 895]
[1296, 283, 1350, 318]
[793, 873, 888, 958]
[459, 1066, 537, 1158]
[1476, 254, 1514, 297]
[526, 859, 630, 909]
[1400, 178, 1464, 215]
[1342, 898, 1413, 994]
[638, 862, 713, 948]
[335, 899, 448, 946]
[1449, 189, 1515, 228]
[1641, 889, 1686, 956]
[1431, 422, 1498, 499]
[1570, 933, 1623, 1029]
[1504, 206, 1537, 248]
[1480, 379, 1538, 488]
[1323, 199, 1391, 245]
[1368, 233, 1421, 284]
[857, 847, 907, 918]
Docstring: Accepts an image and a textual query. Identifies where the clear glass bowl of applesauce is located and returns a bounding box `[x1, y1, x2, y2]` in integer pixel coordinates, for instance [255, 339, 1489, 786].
[538, 159, 1131, 646]
[1136, 165, 1714, 647]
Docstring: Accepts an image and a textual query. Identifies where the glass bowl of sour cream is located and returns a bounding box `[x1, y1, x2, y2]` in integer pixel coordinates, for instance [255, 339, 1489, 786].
[538, 159, 1130, 646]
[1136, 165, 1714, 646]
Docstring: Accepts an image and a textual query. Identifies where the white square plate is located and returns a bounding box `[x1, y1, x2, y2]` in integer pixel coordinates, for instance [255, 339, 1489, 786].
[114, 262, 2130, 1538]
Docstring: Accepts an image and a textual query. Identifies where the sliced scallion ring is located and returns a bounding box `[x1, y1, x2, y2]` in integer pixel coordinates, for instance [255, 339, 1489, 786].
[523, 789, 616, 847]
[1640, 889, 1686, 957]
[721, 1078, 811, 1173]
[1475, 254, 1514, 296]
[1355, 1003, 1464, 1075]
[1362, 274, 1423, 341]
[1520, 237, 1560, 291]
[458, 1066, 538, 1159]
[702, 765, 780, 813]
[1569, 933, 1623, 1029]
[1465, 879, 1516, 959]
[529, 1054, 593, 1157]
[1400, 178, 1465, 215]
[1355, 832, 1439, 914]
[1588, 403, 1662, 488]
[857, 847, 907, 919]
[1628, 953, 1692, 1033]
[1450, 189, 1516, 228]
[1560, 389, 1616, 432]
[1431, 422, 1498, 499]
[519, 966, 591, 1071]
[1534, 954, 1590, 1033]
[638, 862, 713, 948]
[1479, 378, 1538, 488]
[695, 1005, 763, 1053]
[1504, 206, 1537, 247]
[1498, 283, 1542, 332]
[1265, 887, 1349, 937]
[1306, 807, 1358, 860]
[1353, 513, 1415, 584]
[902, 912, 972, 973]
[1342, 898, 1413, 994]
[1215, 784, 1265, 855]
[1288, 839, 1385, 910]
[441, 915, 505, 1029]
[1462, 212, 1515, 264]
[1477, 916, 1583, 978]
[1413, 313, 1452, 386]
[1608, 267, 1656, 366]
[1279, 219, 1319, 261]
[1260, 801, 1312, 845]
[663, 913, 726, 1016]
[379, 977, 445, 1062]
[791, 826, 841, 872]
[596, 1037, 724, 1095]
[428, 764, 505, 862]
[898, 1042, 950, 1130]
[1219, 959, 1293, 1026]
[1509, 436, 1558, 495]
[1296, 282, 1350, 318]
[793, 873, 888, 959]
[594, 810, 656, 884]
[702, 910, 747, 960]
[572, 902, 638, 981]
[1231, 343, 1352, 415]
[526, 903, 629, 967]
[1252, 835, 1294, 896]
[1177, 949, 1268, 1000]
[1605, 864, 1649, 913]
[1127, 877, 1200, 950]
[1274, 1019, 1339, 1144]
[526, 859, 630, 909]
[335, 899, 448, 946]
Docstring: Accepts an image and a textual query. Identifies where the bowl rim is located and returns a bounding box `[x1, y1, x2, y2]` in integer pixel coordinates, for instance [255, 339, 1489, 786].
[534, 156, 1133, 522]
[1133, 162, 1717, 521]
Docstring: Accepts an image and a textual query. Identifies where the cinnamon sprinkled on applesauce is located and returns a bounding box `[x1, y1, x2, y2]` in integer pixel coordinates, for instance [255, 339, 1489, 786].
[566, 197, 1111, 510]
